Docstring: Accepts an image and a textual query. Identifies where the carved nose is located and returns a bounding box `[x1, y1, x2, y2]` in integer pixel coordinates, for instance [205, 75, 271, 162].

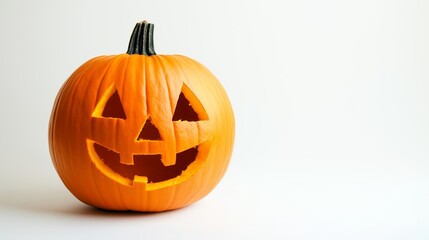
[133, 117, 176, 166]
[136, 117, 161, 141]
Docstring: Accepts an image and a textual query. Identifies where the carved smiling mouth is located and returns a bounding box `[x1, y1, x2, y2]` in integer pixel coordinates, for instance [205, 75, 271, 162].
[94, 142, 197, 182]
[87, 140, 209, 190]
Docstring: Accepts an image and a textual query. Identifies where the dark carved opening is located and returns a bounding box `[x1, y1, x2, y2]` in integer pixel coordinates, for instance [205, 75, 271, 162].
[137, 118, 161, 140]
[172, 92, 199, 121]
[93, 143, 198, 183]
[102, 91, 126, 119]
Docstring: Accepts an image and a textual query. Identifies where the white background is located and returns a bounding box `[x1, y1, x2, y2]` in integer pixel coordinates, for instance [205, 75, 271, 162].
[1, 0, 429, 239]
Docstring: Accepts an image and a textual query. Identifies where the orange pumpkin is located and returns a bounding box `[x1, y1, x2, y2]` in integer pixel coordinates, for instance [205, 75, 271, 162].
[48, 21, 235, 212]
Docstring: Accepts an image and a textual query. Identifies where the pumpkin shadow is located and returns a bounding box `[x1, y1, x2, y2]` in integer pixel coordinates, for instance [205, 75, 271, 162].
[1, 186, 178, 218]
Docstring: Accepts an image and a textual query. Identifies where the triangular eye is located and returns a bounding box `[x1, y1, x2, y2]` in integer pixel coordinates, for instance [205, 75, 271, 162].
[92, 85, 126, 119]
[102, 91, 126, 119]
[172, 85, 208, 121]
[136, 117, 161, 140]
[172, 93, 198, 121]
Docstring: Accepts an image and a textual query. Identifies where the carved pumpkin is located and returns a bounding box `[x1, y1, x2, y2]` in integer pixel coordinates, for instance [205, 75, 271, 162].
[48, 21, 235, 212]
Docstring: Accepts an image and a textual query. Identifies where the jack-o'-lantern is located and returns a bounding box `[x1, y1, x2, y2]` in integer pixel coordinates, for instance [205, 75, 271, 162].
[48, 21, 235, 212]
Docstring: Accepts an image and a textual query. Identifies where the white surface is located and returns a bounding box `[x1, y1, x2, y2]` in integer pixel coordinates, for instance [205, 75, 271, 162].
[1, 0, 429, 239]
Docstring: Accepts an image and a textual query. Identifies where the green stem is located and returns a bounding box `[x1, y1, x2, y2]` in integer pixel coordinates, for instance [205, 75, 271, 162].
[126, 21, 156, 56]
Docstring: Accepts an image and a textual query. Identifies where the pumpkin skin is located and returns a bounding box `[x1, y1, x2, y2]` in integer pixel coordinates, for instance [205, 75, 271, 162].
[48, 22, 234, 212]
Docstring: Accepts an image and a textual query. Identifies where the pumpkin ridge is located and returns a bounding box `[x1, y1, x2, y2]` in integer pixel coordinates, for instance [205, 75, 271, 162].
[152, 55, 173, 117]
[91, 55, 126, 119]
[79, 57, 123, 206]
[156, 55, 186, 116]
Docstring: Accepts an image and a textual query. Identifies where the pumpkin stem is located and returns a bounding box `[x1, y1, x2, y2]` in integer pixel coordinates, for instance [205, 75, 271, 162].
[127, 21, 156, 56]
